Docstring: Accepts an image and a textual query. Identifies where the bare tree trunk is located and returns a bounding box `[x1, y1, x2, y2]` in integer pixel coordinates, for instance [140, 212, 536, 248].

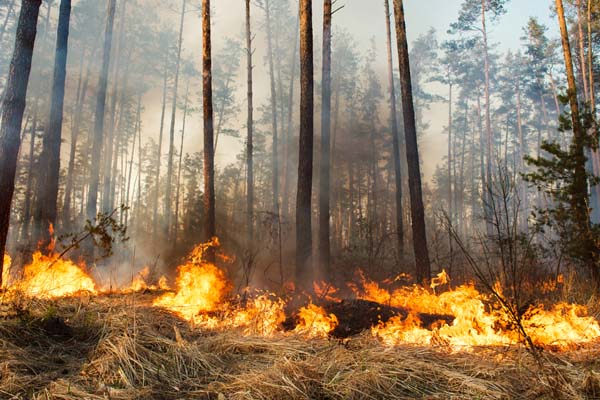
[481, 0, 493, 236]
[282, 14, 299, 219]
[245, 0, 254, 246]
[21, 102, 38, 242]
[392, 0, 431, 284]
[34, 0, 71, 244]
[556, 0, 597, 281]
[0, 0, 16, 44]
[318, 0, 332, 280]
[447, 72, 453, 263]
[153, 53, 169, 242]
[63, 46, 93, 221]
[165, 0, 186, 239]
[263, 0, 279, 217]
[86, 0, 116, 221]
[296, 0, 314, 289]
[516, 75, 528, 232]
[576, 0, 589, 101]
[202, 0, 216, 254]
[0, 0, 42, 284]
[174, 81, 189, 246]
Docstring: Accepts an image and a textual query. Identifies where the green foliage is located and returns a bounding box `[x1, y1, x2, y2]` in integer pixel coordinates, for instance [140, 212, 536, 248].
[524, 99, 600, 269]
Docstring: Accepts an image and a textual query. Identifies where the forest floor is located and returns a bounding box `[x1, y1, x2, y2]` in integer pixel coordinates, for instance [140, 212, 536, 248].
[0, 292, 599, 400]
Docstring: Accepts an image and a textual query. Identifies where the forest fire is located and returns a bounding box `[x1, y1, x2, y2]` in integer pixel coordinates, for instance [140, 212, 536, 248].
[3, 241, 598, 351]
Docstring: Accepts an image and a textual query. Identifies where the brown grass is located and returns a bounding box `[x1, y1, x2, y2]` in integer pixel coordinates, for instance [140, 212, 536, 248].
[0, 292, 599, 399]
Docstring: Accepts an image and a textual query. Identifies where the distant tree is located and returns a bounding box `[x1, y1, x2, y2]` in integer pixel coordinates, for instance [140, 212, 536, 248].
[245, 0, 254, 246]
[87, 0, 116, 221]
[0, 0, 43, 284]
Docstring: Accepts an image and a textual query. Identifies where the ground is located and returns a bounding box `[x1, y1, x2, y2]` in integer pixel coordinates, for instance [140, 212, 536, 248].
[0, 291, 599, 399]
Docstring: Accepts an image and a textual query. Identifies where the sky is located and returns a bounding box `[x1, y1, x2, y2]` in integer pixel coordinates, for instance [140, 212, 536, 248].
[141, 0, 560, 181]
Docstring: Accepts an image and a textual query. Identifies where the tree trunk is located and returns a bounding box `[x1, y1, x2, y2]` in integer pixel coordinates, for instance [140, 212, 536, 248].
[0, 0, 16, 44]
[392, 0, 431, 284]
[0, 0, 42, 284]
[481, 0, 493, 236]
[296, 0, 314, 289]
[202, 0, 216, 254]
[153, 52, 169, 242]
[556, 0, 597, 281]
[34, 0, 71, 244]
[576, 0, 589, 101]
[318, 0, 332, 280]
[282, 14, 299, 219]
[245, 0, 254, 246]
[174, 80, 189, 246]
[264, 0, 279, 216]
[86, 0, 116, 221]
[20, 102, 38, 242]
[166, 0, 186, 238]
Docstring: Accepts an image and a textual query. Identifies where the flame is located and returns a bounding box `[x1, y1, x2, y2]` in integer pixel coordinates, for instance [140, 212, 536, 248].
[153, 240, 231, 321]
[357, 275, 600, 349]
[125, 266, 170, 292]
[294, 303, 338, 338]
[2, 253, 12, 289]
[15, 251, 97, 298]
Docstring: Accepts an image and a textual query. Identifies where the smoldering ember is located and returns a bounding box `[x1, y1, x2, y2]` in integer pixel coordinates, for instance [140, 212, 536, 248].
[2, 0, 600, 399]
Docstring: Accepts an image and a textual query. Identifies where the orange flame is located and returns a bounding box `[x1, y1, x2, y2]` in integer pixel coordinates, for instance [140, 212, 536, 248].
[294, 303, 338, 338]
[2, 253, 12, 289]
[15, 251, 97, 298]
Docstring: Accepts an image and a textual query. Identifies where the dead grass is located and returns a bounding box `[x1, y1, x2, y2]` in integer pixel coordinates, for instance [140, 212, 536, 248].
[0, 292, 599, 399]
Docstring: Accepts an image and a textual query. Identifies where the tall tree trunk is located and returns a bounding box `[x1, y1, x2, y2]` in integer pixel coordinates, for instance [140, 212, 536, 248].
[296, 0, 314, 288]
[125, 92, 141, 227]
[0, 0, 16, 44]
[166, 0, 186, 238]
[63, 46, 93, 221]
[576, 0, 589, 101]
[20, 102, 38, 242]
[34, 0, 71, 244]
[245, 0, 254, 246]
[282, 14, 299, 218]
[318, 0, 332, 280]
[556, 0, 597, 281]
[516, 75, 528, 231]
[447, 75, 453, 268]
[481, 0, 493, 235]
[0, 0, 42, 284]
[392, 0, 431, 284]
[174, 80, 189, 246]
[86, 0, 116, 221]
[264, 0, 279, 216]
[153, 53, 169, 242]
[102, 0, 127, 214]
[202, 0, 216, 253]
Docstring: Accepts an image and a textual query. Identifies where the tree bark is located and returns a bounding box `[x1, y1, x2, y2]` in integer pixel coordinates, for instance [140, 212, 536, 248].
[166, 0, 186, 239]
[318, 0, 332, 280]
[245, 0, 254, 246]
[174, 80, 189, 246]
[202, 0, 216, 254]
[392, 0, 431, 284]
[153, 52, 169, 242]
[556, 0, 597, 280]
[296, 0, 314, 288]
[0, 0, 42, 284]
[34, 0, 71, 244]
[264, 0, 280, 216]
[86, 0, 116, 221]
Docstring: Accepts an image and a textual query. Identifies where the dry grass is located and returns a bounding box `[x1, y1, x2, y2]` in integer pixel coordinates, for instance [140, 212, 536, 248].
[0, 292, 599, 399]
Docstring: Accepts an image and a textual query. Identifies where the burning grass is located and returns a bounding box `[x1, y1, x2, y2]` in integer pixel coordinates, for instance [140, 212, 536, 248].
[0, 293, 600, 399]
[3, 239, 600, 398]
